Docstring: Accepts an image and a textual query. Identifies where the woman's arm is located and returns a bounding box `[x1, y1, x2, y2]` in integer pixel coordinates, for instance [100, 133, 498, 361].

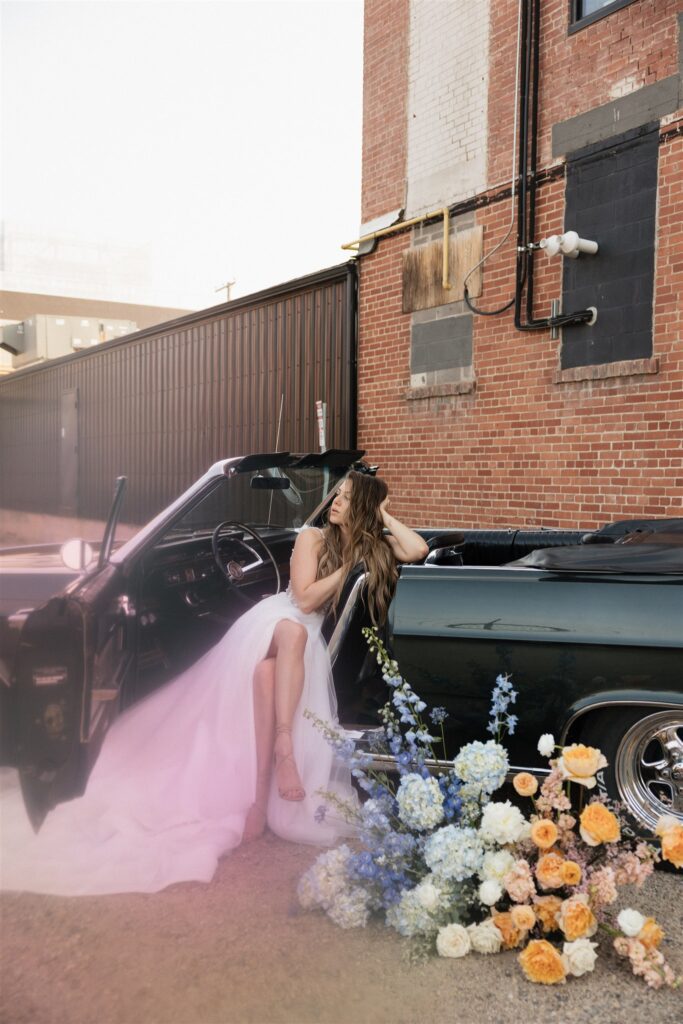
[288, 528, 344, 614]
[380, 498, 429, 563]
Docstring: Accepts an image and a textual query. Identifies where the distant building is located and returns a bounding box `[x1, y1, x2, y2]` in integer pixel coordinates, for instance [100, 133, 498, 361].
[0, 292, 193, 374]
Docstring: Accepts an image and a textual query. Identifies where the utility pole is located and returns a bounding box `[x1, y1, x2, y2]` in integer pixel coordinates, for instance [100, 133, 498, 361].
[215, 279, 236, 302]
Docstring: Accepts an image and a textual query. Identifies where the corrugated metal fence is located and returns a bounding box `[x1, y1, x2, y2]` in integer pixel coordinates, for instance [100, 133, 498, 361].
[0, 263, 357, 524]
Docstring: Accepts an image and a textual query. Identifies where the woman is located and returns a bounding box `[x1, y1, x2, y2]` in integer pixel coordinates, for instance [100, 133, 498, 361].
[0, 471, 427, 895]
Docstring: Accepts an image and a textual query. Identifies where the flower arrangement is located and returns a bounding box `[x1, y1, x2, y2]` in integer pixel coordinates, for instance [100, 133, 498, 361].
[299, 628, 682, 989]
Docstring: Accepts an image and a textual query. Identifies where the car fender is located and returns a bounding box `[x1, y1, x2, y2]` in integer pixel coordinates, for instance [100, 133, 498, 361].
[559, 689, 683, 745]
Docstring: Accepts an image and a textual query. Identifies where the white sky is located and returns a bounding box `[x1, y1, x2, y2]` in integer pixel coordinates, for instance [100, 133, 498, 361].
[1, 0, 363, 310]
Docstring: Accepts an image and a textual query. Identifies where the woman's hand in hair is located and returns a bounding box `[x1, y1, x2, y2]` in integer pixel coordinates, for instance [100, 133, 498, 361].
[380, 501, 429, 564]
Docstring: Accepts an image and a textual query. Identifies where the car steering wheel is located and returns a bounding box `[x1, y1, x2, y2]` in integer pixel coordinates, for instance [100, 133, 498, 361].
[211, 520, 281, 605]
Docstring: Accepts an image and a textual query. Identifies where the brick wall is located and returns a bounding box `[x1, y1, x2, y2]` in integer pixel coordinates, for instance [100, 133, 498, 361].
[361, 0, 409, 223]
[406, 0, 489, 213]
[357, 0, 683, 529]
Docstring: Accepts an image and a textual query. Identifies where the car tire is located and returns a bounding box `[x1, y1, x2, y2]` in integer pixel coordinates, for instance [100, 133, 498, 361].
[577, 707, 683, 838]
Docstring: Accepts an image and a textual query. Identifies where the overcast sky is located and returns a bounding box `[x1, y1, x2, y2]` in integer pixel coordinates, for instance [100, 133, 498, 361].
[1, 0, 363, 310]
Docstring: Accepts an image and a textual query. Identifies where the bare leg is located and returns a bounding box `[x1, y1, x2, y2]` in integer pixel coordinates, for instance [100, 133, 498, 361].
[242, 658, 276, 842]
[270, 619, 307, 801]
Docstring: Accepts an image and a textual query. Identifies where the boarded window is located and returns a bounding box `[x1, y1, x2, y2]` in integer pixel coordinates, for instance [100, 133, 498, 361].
[561, 125, 658, 370]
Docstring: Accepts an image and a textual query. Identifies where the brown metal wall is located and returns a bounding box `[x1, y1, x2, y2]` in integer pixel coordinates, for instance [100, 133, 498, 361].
[0, 263, 357, 525]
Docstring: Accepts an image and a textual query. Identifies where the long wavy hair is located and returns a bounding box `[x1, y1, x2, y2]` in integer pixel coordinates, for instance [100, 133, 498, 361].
[317, 470, 398, 625]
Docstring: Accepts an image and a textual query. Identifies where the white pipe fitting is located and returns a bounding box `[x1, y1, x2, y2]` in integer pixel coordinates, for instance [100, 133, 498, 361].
[540, 231, 599, 258]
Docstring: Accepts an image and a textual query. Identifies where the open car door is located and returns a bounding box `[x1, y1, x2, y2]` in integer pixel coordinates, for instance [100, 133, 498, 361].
[12, 480, 136, 828]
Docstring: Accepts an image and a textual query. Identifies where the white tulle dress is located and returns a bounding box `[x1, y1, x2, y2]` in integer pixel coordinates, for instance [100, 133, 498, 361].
[0, 573, 354, 896]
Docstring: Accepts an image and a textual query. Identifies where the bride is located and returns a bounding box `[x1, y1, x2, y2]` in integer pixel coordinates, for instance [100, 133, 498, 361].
[0, 471, 427, 896]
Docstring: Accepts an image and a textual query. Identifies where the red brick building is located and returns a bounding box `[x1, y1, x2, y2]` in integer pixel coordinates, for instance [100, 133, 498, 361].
[355, 0, 683, 528]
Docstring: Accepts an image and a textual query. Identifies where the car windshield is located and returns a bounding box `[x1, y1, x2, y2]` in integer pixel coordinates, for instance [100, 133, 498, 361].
[166, 465, 347, 534]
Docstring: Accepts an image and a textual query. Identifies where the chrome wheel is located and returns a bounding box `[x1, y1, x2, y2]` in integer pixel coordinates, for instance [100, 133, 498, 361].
[614, 710, 683, 832]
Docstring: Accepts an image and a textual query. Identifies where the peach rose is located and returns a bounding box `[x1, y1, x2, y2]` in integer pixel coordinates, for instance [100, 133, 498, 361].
[511, 905, 536, 932]
[504, 859, 537, 903]
[655, 815, 683, 869]
[530, 819, 559, 850]
[638, 918, 664, 950]
[492, 912, 525, 950]
[558, 743, 607, 789]
[513, 772, 539, 797]
[519, 939, 567, 985]
[579, 802, 621, 846]
[535, 852, 565, 890]
[557, 894, 598, 942]
[560, 860, 582, 886]
[534, 895, 563, 933]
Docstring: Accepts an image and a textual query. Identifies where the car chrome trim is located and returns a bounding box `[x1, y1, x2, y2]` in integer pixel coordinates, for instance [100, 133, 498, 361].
[561, 698, 683, 744]
[362, 751, 552, 780]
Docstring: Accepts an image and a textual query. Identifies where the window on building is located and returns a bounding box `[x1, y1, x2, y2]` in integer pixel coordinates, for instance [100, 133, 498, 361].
[570, 0, 639, 33]
[560, 124, 658, 371]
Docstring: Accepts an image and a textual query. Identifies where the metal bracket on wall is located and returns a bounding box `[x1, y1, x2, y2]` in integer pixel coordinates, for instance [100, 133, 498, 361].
[550, 299, 561, 341]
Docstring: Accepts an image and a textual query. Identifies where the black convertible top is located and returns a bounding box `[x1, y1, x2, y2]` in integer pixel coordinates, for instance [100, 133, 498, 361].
[511, 519, 683, 574]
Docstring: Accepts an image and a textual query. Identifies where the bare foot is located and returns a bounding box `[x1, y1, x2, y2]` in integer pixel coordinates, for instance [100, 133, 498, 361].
[242, 801, 268, 842]
[242, 772, 271, 842]
[274, 728, 305, 802]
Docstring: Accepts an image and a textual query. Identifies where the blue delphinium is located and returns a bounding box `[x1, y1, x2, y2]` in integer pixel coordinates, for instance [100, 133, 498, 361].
[487, 673, 518, 741]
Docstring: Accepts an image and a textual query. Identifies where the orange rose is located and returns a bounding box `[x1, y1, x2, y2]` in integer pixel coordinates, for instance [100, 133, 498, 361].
[492, 912, 524, 949]
[638, 918, 664, 950]
[579, 803, 621, 846]
[519, 939, 567, 985]
[558, 744, 607, 789]
[655, 816, 683, 869]
[536, 852, 565, 890]
[560, 860, 582, 886]
[557, 894, 598, 941]
[511, 905, 536, 932]
[513, 772, 539, 797]
[533, 895, 563, 933]
[530, 819, 559, 850]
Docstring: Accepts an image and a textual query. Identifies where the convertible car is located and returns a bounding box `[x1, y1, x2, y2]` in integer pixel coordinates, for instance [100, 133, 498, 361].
[1, 450, 681, 837]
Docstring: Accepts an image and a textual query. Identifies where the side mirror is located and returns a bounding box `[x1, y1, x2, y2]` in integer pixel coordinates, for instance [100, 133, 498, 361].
[60, 538, 94, 571]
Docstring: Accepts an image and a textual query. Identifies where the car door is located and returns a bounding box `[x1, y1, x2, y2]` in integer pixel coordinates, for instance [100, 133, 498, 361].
[12, 561, 137, 828]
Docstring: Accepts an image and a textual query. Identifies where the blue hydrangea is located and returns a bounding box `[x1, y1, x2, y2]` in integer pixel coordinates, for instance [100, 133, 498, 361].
[326, 886, 371, 929]
[396, 773, 445, 831]
[452, 739, 509, 797]
[385, 879, 443, 938]
[423, 825, 485, 882]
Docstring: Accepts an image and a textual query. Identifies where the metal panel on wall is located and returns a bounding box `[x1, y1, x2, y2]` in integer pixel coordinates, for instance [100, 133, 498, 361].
[0, 262, 357, 525]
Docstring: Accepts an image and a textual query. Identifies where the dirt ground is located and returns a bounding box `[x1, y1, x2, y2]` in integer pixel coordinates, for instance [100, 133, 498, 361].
[1, 831, 681, 1024]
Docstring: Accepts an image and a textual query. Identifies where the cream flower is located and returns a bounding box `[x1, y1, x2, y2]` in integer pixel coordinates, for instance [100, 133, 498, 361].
[415, 880, 441, 911]
[618, 908, 647, 937]
[479, 879, 503, 906]
[557, 744, 607, 789]
[467, 919, 503, 955]
[479, 800, 527, 845]
[538, 734, 555, 758]
[480, 850, 515, 884]
[562, 938, 598, 977]
[436, 923, 471, 958]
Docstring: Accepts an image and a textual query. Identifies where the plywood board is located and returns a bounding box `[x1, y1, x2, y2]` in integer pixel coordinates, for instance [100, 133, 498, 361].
[402, 226, 483, 313]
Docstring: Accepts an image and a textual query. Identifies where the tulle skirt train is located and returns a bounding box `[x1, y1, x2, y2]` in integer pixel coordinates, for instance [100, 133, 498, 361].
[0, 592, 353, 896]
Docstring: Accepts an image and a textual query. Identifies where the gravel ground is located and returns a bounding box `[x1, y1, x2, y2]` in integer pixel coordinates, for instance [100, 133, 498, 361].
[1, 832, 681, 1024]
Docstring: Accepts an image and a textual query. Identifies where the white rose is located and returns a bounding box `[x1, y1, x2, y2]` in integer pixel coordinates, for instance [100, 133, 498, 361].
[538, 733, 555, 758]
[468, 919, 503, 955]
[562, 938, 598, 977]
[416, 880, 441, 911]
[478, 879, 503, 906]
[436, 923, 471, 958]
[617, 908, 647, 937]
[480, 850, 515, 883]
[479, 801, 527, 845]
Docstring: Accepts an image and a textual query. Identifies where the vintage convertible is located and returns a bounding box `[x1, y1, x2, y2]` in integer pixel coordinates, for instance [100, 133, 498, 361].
[1, 450, 681, 837]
